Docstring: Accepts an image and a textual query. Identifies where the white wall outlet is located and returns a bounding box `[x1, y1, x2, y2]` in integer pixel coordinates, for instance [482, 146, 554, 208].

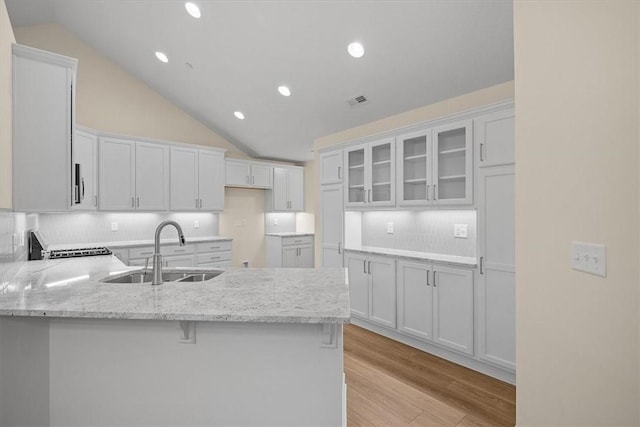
[111, 222, 118, 232]
[386, 222, 394, 234]
[194, 220, 200, 229]
[571, 241, 606, 277]
[454, 224, 468, 238]
[274, 217, 278, 225]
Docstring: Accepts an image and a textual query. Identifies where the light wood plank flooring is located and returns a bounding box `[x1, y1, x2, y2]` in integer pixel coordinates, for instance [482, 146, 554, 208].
[344, 325, 516, 426]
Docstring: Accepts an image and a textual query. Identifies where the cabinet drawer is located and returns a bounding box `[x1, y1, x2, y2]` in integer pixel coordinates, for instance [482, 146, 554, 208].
[196, 241, 232, 253]
[128, 246, 155, 259]
[197, 251, 232, 264]
[281, 236, 313, 246]
[198, 261, 231, 269]
[161, 245, 195, 256]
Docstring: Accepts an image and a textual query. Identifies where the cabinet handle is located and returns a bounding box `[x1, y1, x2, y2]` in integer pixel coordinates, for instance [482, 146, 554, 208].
[479, 257, 484, 275]
[368, 261, 371, 275]
[252, 176, 255, 185]
[174, 249, 186, 253]
[367, 189, 371, 203]
[246, 175, 250, 184]
[426, 270, 431, 286]
[139, 251, 153, 256]
[363, 260, 367, 274]
[199, 199, 203, 209]
[136, 197, 140, 208]
[480, 143, 484, 162]
[81, 178, 85, 200]
[433, 270, 437, 287]
[338, 166, 342, 180]
[131, 197, 135, 208]
[426, 184, 430, 201]
[210, 256, 220, 260]
[94, 195, 98, 207]
[434, 184, 438, 201]
[338, 241, 342, 254]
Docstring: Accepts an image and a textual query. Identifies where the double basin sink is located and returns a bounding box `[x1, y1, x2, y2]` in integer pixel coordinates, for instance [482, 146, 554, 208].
[102, 269, 223, 284]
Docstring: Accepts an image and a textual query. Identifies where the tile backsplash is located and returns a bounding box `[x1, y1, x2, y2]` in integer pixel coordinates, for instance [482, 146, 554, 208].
[360, 210, 477, 257]
[0, 210, 36, 286]
[38, 212, 219, 245]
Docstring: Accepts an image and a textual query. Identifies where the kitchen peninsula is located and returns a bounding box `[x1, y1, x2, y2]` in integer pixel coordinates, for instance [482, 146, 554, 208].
[0, 256, 349, 427]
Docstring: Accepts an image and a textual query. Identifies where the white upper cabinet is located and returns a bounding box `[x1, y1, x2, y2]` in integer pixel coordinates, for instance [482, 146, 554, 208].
[474, 108, 515, 168]
[135, 142, 169, 210]
[345, 139, 395, 208]
[431, 119, 473, 205]
[320, 149, 343, 185]
[72, 130, 98, 211]
[99, 138, 136, 211]
[267, 166, 304, 212]
[198, 150, 225, 211]
[12, 44, 77, 212]
[225, 159, 273, 189]
[99, 138, 169, 211]
[396, 120, 473, 206]
[170, 148, 224, 211]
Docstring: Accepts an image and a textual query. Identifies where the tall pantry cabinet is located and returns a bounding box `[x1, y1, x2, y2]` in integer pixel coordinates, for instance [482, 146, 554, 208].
[475, 108, 516, 371]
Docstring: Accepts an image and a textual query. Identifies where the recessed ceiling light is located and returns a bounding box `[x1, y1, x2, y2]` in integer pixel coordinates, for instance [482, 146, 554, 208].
[155, 51, 169, 63]
[234, 111, 245, 120]
[347, 42, 364, 58]
[185, 2, 201, 18]
[278, 86, 291, 97]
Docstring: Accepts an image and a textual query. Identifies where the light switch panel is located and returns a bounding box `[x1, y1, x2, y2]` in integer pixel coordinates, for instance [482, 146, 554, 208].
[193, 220, 200, 229]
[454, 224, 468, 238]
[111, 222, 118, 232]
[386, 222, 394, 234]
[571, 241, 606, 277]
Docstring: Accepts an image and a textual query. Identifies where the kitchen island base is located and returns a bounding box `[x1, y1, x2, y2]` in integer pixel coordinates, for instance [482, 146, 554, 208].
[0, 317, 344, 427]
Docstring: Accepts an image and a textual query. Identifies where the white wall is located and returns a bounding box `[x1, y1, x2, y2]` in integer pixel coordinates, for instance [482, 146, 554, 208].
[0, 0, 15, 209]
[514, 2, 639, 425]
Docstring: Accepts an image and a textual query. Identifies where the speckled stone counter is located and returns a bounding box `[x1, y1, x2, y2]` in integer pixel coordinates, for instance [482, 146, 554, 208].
[0, 256, 349, 323]
[265, 232, 315, 237]
[48, 236, 232, 251]
[344, 245, 477, 268]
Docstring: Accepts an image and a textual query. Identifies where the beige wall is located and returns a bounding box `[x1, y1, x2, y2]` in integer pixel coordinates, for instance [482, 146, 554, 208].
[0, 0, 15, 209]
[219, 188, 265, 268]
[13, 23, 248, 158]
[515, 2, 639, 425]
[311, 81, 514, 265]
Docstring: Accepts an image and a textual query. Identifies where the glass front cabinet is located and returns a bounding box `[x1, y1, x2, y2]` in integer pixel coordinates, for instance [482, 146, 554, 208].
[397, 119, 473, 206]
[345, 139, 395, 208]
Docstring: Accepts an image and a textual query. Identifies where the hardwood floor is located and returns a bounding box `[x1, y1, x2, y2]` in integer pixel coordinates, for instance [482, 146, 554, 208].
[343, 325, 516, 427]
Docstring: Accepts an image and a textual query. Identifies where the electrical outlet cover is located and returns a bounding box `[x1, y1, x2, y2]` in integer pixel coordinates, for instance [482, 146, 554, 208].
[387, 222, 394, 234]
[454, 224, 468, 238]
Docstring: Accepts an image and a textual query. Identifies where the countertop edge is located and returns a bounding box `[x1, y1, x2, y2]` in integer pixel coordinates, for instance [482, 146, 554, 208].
[344, 247, 477, 268]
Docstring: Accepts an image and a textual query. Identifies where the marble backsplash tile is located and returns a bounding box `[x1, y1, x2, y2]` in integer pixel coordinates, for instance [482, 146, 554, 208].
[361, 210, 477, 257]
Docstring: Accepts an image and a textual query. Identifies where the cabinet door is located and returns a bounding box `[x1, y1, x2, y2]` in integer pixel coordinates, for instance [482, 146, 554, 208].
[225, 160, 250, 186]
[99, 138, 136, 210]
[432, 120, 473, 205]
[368, 139, 395, 207]
[136, 142, 169, 211]
[321, 184, 344, 268]
[111, 249, 129, 265]
[73, 130, 97, 210]
[170, 147, 199, 210]
[251, 164, 273, 188]
[298, 245, 314, 268]
[164, 254, 195, 268]
[433, 265, 474, 355]
[288, 167, 304, 211]
[272, 168, 289, 211]
[282, 247, 298, 268]
[397, 130, 432, 206]
[198, 150, 225, 211]
[345, 145, 367, 207]
[368, 255, 396, 329]
[320, 150, 343, 185]
[345, 253, 369, 319]
[12, 46, 74, 212]
[477, 165, 515, 370]
[475, 108, 514, 168]
[397, 261, 433, 341]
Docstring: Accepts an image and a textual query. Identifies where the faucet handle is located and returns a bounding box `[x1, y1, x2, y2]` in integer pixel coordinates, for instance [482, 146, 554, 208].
[179, 235, 187, 246]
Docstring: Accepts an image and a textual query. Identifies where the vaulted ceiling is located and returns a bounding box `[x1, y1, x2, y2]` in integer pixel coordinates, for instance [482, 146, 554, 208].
[6, 0, 514, 161]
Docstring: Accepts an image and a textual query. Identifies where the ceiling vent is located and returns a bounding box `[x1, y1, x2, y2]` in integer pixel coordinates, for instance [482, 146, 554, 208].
[347, 95, 368, 107]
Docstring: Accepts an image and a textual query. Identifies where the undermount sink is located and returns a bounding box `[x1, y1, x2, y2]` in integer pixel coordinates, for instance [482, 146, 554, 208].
[101, 269, 223, 284]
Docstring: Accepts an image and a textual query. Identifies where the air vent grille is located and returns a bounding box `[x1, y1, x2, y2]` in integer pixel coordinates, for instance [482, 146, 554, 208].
[347, 95, 368, 107]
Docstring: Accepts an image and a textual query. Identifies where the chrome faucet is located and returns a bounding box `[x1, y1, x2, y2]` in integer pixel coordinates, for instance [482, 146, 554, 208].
[152, 221, 187, 285]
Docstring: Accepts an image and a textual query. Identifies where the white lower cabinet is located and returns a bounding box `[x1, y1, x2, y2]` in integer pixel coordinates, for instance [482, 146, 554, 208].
[345, 253, 396, 328]
[113, 240, 232, 269]
[397, 261, 474, 355]
[266, 235, 314, 268]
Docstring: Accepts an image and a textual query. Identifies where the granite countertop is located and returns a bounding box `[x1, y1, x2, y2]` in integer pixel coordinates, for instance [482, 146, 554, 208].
[48, 236, 232, 251]
[0, 257, 349, 324]
[344, 245, 477, 268]
[265, 232, 315, 237]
